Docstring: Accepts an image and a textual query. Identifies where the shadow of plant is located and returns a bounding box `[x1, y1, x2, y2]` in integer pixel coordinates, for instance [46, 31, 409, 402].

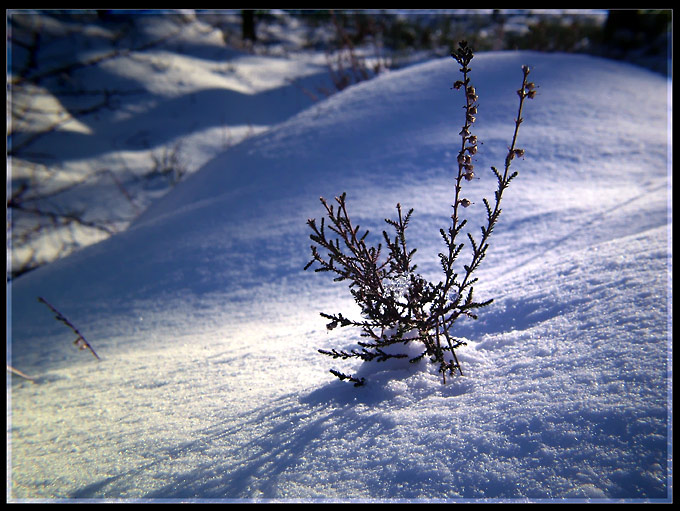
[70, 365, 472, 500]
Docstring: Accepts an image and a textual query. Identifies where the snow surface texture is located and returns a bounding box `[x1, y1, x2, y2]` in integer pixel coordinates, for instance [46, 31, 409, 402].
[8, 51, 671, 502]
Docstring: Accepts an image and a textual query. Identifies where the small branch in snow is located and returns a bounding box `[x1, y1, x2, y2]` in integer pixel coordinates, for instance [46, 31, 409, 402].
[7, 365, 36, 382]
[329, 369, 366, 387]
[37, 296, 101, 360]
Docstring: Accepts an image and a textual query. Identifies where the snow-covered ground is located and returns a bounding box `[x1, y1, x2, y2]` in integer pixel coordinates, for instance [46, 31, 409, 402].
[7, 11, 672, 503]
[8, 10, 338, 277]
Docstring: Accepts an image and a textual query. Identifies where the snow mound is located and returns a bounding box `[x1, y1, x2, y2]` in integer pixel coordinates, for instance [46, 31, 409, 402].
[8, 51, 670, 502]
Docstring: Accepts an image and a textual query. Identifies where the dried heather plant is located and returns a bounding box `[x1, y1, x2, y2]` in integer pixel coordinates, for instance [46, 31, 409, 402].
[305, 41, 536, 385]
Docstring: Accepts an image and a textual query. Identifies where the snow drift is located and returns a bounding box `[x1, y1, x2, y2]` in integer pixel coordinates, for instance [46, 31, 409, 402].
[8, 51, 671, 502]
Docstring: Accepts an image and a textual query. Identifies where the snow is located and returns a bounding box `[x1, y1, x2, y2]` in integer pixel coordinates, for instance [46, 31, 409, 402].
[7, 13, 671, 503]
[8, 11, 333, 273]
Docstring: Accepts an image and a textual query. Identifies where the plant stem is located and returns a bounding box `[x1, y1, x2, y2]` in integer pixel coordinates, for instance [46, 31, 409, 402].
[37, 296, 100, 360]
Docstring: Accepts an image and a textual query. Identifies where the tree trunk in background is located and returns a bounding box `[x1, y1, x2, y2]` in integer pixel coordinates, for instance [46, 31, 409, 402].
[242, 10, 256, 42]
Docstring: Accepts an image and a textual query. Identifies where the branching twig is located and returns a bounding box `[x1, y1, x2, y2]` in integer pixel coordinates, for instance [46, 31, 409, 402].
[329, 369, 366, 387]
[305, 41, 537, 385]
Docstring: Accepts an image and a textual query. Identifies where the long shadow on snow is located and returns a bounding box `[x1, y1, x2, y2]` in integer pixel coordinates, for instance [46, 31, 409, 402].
[141, 369, 443, 499]
[15, 72, 327, 164]
[70, 367, 470, 500]
[67, 346, 668, 500]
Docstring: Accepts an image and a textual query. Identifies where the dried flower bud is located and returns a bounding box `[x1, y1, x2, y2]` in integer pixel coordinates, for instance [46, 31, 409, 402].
[466, 145, 477, 155]
[527, 89, 537, 99]
[460, 198, 472, 207]
[453, 80, 465, 89]
[513, 148, 525, 158]
[469, 105, 478, 115]
[464, 171, 475, 181]
[457, 152, 471, 165]
[466, 85, 479, 102]
[468, 135, 477, 145]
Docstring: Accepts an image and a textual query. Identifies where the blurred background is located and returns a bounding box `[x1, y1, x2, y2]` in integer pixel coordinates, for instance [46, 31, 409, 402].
[7, 9, 672, 280]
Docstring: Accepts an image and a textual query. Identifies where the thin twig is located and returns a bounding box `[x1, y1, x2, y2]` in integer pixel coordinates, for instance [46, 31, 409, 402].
[37, 296, 100, 360]
[7, 364, 36, 382]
